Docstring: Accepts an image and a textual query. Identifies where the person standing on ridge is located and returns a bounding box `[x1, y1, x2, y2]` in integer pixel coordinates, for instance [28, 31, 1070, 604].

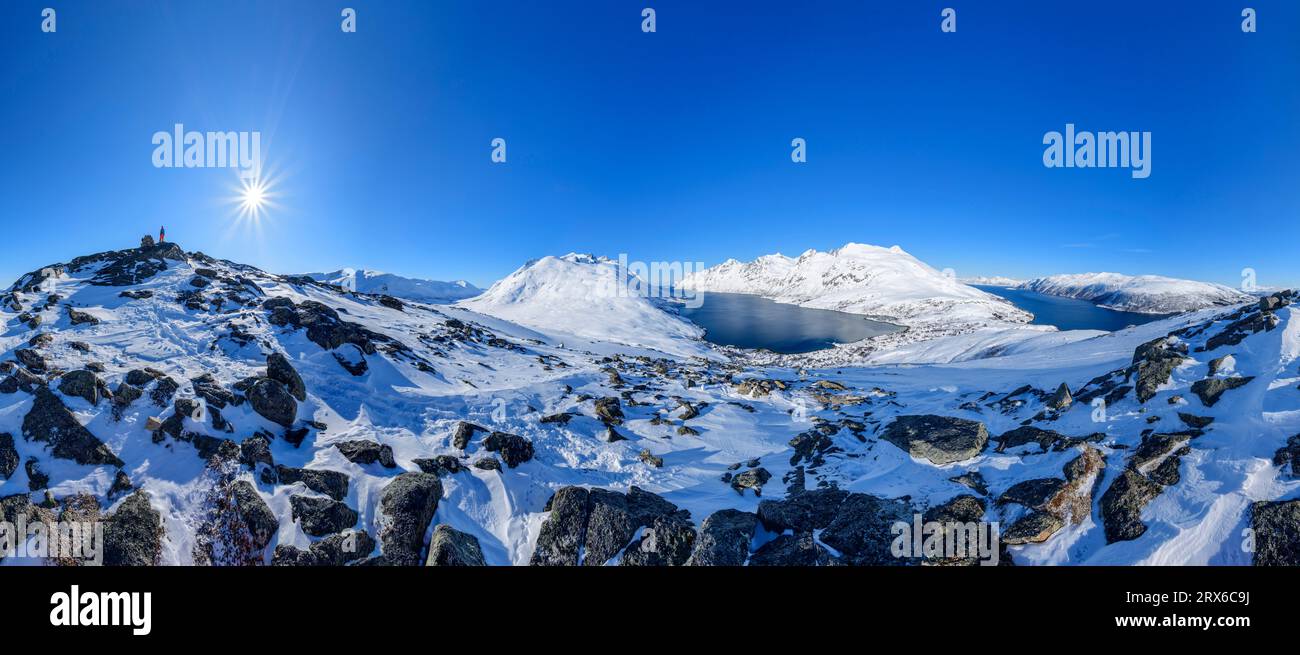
[159, 225, 166, 243]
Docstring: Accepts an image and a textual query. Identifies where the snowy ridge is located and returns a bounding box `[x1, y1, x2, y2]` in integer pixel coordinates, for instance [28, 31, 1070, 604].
[1018, 273, 1252, 314]
[302, 269, 481, 304]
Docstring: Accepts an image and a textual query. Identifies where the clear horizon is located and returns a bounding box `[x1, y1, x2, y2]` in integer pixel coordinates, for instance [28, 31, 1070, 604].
[4, 0, 1298, 290]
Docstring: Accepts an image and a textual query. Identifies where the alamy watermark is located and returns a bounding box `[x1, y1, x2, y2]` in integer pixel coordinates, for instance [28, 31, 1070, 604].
[152, 124, 261, 179]
[891, 513, 1001, 565]
[1043, 124, 1151, 179]
[613, 254, 706, 308]
[0, 516, 103, 564]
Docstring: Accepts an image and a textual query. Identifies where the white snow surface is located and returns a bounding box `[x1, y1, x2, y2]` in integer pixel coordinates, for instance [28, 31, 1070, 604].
[1018, 272, 1252, 314]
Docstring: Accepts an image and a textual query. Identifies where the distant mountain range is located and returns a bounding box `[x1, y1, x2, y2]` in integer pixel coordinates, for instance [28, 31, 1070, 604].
[1017, 273, 1252, 314]
[302, 269, 481, 304]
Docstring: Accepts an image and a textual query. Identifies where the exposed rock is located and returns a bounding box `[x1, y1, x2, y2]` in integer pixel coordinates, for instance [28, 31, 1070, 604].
[530, 486, 591, 566]
[1099, 469, 1164, 543]
[724, 466, 768, 496]
[107, 470, 134, 500]
[1251, 500, 1300, 566]
[246, 378, 297, 427]
[1002, 510, 1066, 546]
[639, 449, 664, 468]
[1273, 434, 1300, 477]
[413, 455, 464, 476]
[290, 495, 359, 536]
[1046, 383, 1072, 411]
[685, 509, 758, 566]
[335, 440, 396, 468]
[995, 426, 1103, 453]
[378, 472, 443, 566]
[451, 421, 484, 450]
[473, 457, 501, 471]
[426, 525, 487, 566]
[275, 465, 349, 501]
[15, 348, 47, 373]
[332, 344, 368, 376]
[57, 369, 108, 405]
[818, 493, 913, 565]
[149, 376, 179, 407]
[734, 378, 787, 397]
[0, 433, 17, 480]
[67, 307, 99, 326]
[21, 387, 123, 466]
[949, 471, 989, 495]
[103, 491, 163, 566]
[1190, 376, 1255, 407]
[758, 488, 850, 533]
[881, 415, 988, 465]
[190, 374, 235, 409]
[1131, 336, 1188, 403]
[25, 458, 48, 490]
[749, 532, 833, 566]
[266, 353, 307, 401]
[593, 397, 624, 425]
[273, 530, 375, 566]
[621, 514, 696, 566]
[531, 486, 685, 566]
[481, 431, 534, 468]
[1177, 412, 1215, 429]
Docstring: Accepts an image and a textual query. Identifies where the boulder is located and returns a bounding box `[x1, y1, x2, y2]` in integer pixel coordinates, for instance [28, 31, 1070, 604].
[15, 348, 47, 373]
[378, 472, 443, 566]
[530, 486, 684, 566]
[481, 431, 534, 468]
[335, 440, 396, 468]
[1132, 336, 1188, 403]
[413, 455, 464, 476]
[57, 369, 108, 405]
[266, 353, 307, 402]
[230, 481, 278, 553]
[749, 532, 833, 566]
[247, 378, 297, 427]
[1099, 469, 1164, 543]
[881, 415, 988, 465]
[818, 493, 913, 566]
[757, 488, 851, 533]
[425, 525, 488, 566]
[451, 422, 484, 450]
[729, 467, 771, 496]
[0, 433, 17, 480]
[290, 495, 359, 537]
[275, 466, 349, 501]
[593, 397, 624, 425]
[621, 514, 696, 566]
[1046, 383, 1072, 411]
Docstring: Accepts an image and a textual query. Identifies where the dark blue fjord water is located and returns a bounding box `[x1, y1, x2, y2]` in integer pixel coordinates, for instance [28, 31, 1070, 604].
[973, 285, 1173, 332]
[679, 292, 903, 354]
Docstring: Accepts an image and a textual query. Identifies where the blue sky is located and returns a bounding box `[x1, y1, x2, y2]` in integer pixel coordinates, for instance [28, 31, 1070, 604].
[2, 0, 1297, 289]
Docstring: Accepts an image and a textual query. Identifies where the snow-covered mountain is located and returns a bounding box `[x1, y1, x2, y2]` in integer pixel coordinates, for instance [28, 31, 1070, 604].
[1018, 273, 1252, 314]
[3, 238, 1299, 568]
[679, 243, 1033, 331]
[302, 269, 480, 304]
[458, 253, 707, 358]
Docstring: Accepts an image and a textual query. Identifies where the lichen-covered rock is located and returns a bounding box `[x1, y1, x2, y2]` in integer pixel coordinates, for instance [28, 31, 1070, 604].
[246, 378, 297, 427]
[881, 415, 988, 465]
[685, 509, 758, 567]
[276, 465, 349, 501]
[1251, 500, 1300, 566]
[481, 431, 534, 468]
[290, 495, 359, 537]
[22, 387, 123, 466]
[425, 525, 487, 566]
[335, 440, 396, 468]
[378, 472, 443, 566]
[266, 353, 307, 402]
[1190, 376, 1255, 407]
[104, 491, 163, 566]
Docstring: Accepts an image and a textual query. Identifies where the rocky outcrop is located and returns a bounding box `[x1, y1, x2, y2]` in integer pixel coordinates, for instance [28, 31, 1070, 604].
[1190, 376, 1254, 407]
[994, 426, 1103, 453]
[276, 466, 349, 501]
[530, 486, 687, 566]
[378, 472, 443, 565]
[451, 421, 484, 450]
[22, 387, 123, 466]
[684, 509, 758, 567]
[426, 525, 488, 566]
[0, 433, 17, 480]
[58, 369, 110, 405]
[881, 415, 988, 465]
[272, 531, 375, 566]
[104, 491, 164, 566]
[1251, 500, 1300, 566]
[1131, 335, 1188, 403]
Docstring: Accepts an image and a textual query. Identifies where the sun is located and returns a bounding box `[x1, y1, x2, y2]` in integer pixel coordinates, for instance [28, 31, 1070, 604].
[239, 178, 268, 214]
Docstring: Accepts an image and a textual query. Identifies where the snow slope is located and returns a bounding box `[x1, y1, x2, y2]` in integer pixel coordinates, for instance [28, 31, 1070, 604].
[679, 243, 1033, 331]
[302, 269, 480, 304]
[458, 254, 708, 358]
[1018, 273, 1251, 314]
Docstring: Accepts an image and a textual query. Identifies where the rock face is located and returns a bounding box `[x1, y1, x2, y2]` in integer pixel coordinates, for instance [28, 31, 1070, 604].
[881, 415, 988, 465]
[266, 353, 307, 402]
[685, 509, 758, 566]
[335, 440, 396, 468]
[246, 378, 297, 427]
[378, 472, 443, 566]
[425, 525, 488, 566]
[1100, 469, 1165, 543]
[230, 481, 278, 552]
[621, 514, 696, 566]
[104, 491, 164, 566]
[481, 431, 534, 468]
[530, 486, 688, 566]
[1046, 383, 1072, 411]
[1251, 500, 1300, 566]
[22, 387, 123, 466]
